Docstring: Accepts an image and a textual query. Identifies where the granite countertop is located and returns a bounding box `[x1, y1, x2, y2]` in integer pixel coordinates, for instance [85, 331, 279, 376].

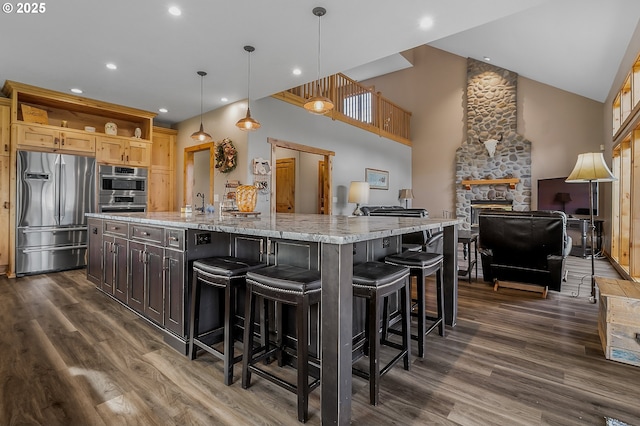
[87, 212, 462, 244]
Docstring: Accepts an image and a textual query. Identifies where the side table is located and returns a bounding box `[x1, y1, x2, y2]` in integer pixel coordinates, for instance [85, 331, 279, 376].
[458, 230, 478, 283]
[596, 277, 640, 367]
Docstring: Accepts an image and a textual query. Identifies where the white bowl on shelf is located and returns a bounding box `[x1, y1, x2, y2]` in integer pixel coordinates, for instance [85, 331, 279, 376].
[84, 126, 95, 132]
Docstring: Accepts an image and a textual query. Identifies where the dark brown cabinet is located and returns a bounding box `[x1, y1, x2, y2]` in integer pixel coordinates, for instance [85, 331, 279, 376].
[164, 248, 185, 336]
[87, 218, 102, 285]
[104, 236, 128, 303]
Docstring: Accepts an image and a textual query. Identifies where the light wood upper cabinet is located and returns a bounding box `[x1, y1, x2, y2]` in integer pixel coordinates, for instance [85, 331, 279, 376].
[0, 101, 9, 156]
[0, 100, 10, 273]
[148, 127, 176, 212]
[15, 123, 95, 154]
[96, 136, 150, 167]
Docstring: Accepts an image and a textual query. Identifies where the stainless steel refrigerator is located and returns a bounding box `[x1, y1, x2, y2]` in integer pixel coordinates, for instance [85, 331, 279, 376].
[16, 150, 96, 275]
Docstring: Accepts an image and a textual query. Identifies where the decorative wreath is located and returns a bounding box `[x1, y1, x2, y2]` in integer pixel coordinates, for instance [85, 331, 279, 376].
[215, 138, 238, 173]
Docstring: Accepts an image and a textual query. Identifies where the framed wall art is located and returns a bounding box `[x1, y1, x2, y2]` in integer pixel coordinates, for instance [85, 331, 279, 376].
[365, 168, 389, 190]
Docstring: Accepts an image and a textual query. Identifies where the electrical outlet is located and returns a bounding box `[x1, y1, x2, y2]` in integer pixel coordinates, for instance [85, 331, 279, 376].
[194, 233, 212, 245]
[213, 194, 219, 202]
[382, 238, 390, 248]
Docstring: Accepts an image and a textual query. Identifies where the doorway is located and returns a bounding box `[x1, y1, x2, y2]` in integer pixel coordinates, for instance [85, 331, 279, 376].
[183, 142, 215, 208]
[268, 137, 334, 216]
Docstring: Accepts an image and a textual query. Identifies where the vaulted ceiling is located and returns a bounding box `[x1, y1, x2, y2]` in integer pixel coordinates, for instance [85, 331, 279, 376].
[1, 0, 638, 125]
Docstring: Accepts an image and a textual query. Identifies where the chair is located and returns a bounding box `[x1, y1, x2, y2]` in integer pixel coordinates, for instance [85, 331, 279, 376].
[188, 256, 266, 385]
[352, 261, 411, 406]
[242, 264, 321, 423]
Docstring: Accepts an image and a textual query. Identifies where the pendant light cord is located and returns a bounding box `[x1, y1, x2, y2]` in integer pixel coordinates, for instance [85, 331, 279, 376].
[247, 49, 251, 103]
[200, 74, 204, 123]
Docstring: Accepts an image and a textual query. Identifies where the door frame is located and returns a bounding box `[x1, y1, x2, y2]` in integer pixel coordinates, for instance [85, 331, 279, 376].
[183, 142, 215, 207]
[268, 137, 334, 216]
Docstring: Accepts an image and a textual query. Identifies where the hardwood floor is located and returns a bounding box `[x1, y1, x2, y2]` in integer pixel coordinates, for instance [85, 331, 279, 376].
[1, 258, 639, 425]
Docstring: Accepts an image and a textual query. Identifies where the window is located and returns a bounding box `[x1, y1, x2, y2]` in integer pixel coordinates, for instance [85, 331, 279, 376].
[343, 91, 372, 123]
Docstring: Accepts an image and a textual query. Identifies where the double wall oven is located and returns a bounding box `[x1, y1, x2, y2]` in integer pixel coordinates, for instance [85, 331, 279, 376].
[98, 165, 148, 213]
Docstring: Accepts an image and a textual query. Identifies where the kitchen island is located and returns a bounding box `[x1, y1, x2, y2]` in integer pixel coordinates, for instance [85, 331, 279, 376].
[86, 211, 461, 425]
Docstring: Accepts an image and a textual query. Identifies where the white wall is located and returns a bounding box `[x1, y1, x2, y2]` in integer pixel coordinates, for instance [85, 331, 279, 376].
[245, 97, 412, 216]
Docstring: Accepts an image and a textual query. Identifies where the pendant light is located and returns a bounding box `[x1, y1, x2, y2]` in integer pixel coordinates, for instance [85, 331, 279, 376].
[304, 6, 334, 115]
[191, 71, 213, 142]
[236, 45, 261, 131]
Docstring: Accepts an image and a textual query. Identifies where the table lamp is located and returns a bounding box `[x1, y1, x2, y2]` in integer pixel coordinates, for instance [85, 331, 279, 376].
[348, 181, 369, 216]
[554, 192, 572, 212]
[566, 152, 616, 303]
[399, 188, 414, 209]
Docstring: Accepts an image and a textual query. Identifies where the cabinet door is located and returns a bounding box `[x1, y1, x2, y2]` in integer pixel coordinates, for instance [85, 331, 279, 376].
[148, 169, 172, 212]
[96, 136, 126, 165]
[60, 130, 95, 153]
[151, 129, 174, 170]
[164, 249, 185, 336]
[0, 156, 10, 272]
[113, 237, 128, 303]
[87, 219, 103, 285]
[129, 241, 146, 314]
[126, 140, 151, 167]
[16, 124, 58, 149]
[1, 104, 9, 155]
[102, 236, 115, 294]
[144, 244, 164, 325]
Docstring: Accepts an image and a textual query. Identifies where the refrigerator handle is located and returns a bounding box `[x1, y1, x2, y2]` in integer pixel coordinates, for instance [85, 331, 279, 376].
[59, 163, 66, 222]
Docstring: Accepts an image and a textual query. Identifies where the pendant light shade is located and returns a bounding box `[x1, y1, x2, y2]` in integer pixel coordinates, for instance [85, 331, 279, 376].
[236, 45, 261, 131]
[303, 7, 334, 115]
[191, 71, 213, 142]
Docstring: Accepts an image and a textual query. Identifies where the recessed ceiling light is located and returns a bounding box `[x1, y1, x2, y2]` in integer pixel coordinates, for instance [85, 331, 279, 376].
[70, 88, 83, 94]
[159, 108, 168, 113]
[292, 68, 302, 76]
[168, 6, 181, 16]
[483, 56, 491, 62]
[419, 16, 434, 30]
[221, 97, 228, 102]
[106, 63, 117, 70]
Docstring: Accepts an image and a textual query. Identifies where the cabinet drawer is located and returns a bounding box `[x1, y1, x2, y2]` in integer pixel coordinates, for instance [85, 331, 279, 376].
[165, 229, 184, 251]
[104, 220, 128, 236]
[130, 224, 163, 244]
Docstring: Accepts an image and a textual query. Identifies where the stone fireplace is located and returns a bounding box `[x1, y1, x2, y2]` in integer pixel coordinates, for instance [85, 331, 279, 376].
[456, 59, 532, 230]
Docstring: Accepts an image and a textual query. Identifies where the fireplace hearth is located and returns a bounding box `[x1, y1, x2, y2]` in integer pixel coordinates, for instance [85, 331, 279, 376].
[470, 199, 513, 227]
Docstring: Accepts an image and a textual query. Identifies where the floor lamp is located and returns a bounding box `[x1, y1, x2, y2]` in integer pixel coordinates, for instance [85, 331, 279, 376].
[565, 152, 616, 303]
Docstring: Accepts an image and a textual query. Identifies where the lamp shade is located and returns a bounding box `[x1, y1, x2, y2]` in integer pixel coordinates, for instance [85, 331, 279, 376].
[566, 153, 616, 183]
[348, 181, 370, 204]
[554, 192, 572, 203]
[399, 188, 414, 200]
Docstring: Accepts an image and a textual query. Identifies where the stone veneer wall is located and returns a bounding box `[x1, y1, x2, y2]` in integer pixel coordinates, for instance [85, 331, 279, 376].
[456, 58, 532, 229]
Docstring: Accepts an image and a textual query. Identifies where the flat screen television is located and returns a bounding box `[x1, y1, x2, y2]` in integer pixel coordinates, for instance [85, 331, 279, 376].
[537, 177, 597, 216]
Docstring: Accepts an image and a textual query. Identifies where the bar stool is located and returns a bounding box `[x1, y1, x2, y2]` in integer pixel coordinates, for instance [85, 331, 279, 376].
[242, 264, 321, 423]
[384, 251, 445, 358]
[188, 256, 265, 386]
[352, 261, 411, 406]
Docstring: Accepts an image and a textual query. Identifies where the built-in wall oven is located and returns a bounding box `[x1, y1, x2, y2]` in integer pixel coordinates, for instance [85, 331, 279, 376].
[98, 165, 148, 213]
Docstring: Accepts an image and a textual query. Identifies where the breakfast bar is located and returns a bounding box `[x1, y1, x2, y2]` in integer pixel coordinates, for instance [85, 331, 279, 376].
[86, 211, 461, 424]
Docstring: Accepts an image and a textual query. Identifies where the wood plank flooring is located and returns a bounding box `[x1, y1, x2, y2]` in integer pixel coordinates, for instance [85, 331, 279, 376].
[1, 257, 639, 425]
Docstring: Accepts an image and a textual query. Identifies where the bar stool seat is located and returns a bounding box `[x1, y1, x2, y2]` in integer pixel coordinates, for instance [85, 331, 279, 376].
[242, 264, 321, 423]
[352, 261, 411, 406]
[189, 256, 265, 386]
[385, 251, 445, 358]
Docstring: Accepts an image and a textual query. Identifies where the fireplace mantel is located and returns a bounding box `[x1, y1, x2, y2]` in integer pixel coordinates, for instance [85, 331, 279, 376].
[461, 178, 520, 190]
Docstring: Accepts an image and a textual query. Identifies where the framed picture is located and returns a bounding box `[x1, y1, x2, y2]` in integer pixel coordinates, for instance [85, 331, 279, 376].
[365, 168, 389, 190]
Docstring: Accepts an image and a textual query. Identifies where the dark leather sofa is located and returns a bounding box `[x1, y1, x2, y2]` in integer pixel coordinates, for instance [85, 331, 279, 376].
[478, 210, 571, 292]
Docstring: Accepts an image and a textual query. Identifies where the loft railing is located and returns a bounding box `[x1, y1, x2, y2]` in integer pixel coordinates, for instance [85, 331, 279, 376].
[272, 73, 412, 146]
